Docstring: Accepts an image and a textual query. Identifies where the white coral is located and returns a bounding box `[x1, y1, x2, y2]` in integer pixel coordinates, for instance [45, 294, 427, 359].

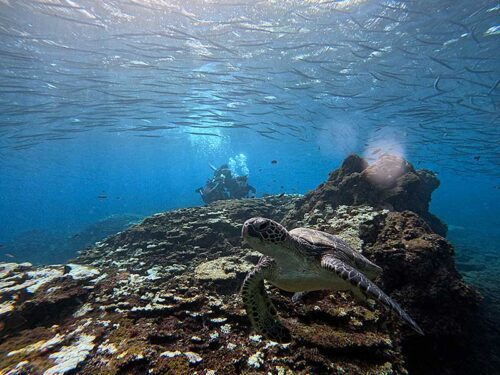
[247, 351, 264, 369]
[44, 334, 95, 375]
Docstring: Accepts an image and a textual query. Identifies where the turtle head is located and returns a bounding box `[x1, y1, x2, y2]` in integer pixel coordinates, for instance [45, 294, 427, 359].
[242, 217, 289, 255]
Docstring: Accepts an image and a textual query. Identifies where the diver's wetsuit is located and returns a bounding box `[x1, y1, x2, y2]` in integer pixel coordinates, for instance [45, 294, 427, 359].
[196, 165, 256, 203]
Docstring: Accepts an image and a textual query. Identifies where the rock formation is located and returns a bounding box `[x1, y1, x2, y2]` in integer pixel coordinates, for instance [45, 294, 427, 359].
[0, 155, 482, 375]
[286, 154, 447, 236]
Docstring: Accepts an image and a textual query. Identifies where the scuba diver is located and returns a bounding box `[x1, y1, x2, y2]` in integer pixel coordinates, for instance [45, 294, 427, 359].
[195, 180, 226, 204]
[196, 163, 256, 204]
[226, 175, 256, 199]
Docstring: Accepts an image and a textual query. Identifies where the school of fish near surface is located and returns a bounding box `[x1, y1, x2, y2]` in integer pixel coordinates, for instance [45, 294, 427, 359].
[0, 0, 498, 176]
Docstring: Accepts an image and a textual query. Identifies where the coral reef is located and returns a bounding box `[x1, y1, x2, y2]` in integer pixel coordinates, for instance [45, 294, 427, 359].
[0, 155, 481, 374]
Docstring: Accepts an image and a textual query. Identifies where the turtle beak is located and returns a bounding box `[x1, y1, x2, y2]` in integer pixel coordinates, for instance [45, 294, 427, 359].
[241, 220, 260, 243]
[247, 224, 259, 238]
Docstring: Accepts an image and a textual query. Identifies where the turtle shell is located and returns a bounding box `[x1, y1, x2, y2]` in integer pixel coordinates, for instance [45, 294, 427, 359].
[289, 227, 382, 279]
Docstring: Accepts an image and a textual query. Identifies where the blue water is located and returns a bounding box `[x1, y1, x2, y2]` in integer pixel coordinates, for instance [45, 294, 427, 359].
[1, 134, 498, 263]
[0, 135, 335, 241]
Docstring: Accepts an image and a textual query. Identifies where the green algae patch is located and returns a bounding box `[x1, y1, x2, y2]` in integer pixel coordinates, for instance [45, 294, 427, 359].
[155, 356, 191, 375]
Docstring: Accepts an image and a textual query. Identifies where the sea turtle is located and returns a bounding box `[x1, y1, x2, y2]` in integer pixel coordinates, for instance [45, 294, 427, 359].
[241, 217, 424, 342]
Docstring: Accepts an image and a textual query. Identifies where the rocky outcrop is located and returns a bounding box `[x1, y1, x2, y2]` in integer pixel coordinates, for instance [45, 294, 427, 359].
[77, 196, 298, 274]
[0, 155, 481, 375]
[367, 211, 479, 335]
[287, 154, 447, 236]
[364, 211, 481, 374]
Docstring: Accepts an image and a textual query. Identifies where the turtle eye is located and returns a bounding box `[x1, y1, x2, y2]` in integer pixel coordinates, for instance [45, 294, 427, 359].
[258, 221, 269, 230]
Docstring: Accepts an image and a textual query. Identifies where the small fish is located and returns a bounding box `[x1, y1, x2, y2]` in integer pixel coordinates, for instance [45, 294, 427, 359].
[428, 56, 454, 70]
[488, 79, 499, 95]
[271, 160, 278, 164]
[5, 253, 14, 258]
[464, 67, 494, 74]
[186, 132, 221, 137]
[474, 156, 480, 161]
[434, 76, 446, 92]
[258, 133, 279, 140]
[98, 195, 108, 199]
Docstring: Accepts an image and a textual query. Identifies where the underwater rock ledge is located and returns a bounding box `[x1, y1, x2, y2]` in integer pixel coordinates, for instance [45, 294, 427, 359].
[0, 155, 481, 375]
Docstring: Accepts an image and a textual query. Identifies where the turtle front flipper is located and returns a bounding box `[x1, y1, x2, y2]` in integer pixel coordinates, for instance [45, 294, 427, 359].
[241, 256, 291, 342]
[321, 254, 424, 335]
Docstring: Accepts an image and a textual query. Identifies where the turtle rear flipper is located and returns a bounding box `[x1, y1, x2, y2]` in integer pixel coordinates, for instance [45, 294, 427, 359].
[241, 257, 291, 342]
